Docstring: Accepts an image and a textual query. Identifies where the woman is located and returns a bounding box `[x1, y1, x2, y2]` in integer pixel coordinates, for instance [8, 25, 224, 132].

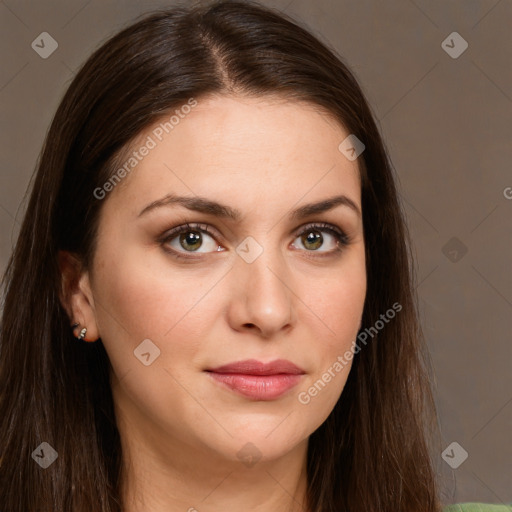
[0, 1, 509, 511]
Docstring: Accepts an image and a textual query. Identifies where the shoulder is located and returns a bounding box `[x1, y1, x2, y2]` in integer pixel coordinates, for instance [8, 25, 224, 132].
[443, 503, 512, 512]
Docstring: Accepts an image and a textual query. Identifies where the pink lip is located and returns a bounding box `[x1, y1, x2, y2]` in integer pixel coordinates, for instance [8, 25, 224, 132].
[205, 359, 305, 401]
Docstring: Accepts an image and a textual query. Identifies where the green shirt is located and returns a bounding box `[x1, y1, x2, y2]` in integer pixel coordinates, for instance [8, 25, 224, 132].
[443, 504, 512, 511]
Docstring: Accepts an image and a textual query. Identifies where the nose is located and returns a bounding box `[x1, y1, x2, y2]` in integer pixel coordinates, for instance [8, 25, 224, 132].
[226, 245, 295, 339]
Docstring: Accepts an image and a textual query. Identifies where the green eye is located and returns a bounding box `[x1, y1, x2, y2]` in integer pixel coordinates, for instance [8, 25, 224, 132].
[159, 221, 350, 261]
[292, 223, 350, 254]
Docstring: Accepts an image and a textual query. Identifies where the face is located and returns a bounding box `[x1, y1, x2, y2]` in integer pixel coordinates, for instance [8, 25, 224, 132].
[71, 94, 366, 466]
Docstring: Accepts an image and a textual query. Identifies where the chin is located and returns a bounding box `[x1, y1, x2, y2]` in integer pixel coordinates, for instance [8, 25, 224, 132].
[204, 421, 311, 465]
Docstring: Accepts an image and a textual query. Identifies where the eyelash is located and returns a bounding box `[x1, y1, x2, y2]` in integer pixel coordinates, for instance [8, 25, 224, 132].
[158, 222, 351, 261]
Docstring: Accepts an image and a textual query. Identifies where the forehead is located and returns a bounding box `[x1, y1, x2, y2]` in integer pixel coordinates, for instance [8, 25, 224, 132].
[103, 94, 361, 214]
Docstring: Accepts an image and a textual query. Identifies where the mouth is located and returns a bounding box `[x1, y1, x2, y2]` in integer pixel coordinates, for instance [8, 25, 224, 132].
[205, 359, 306, 401]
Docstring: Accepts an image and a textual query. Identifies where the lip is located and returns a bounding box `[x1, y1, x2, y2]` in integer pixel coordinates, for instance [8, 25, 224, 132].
[205, 359, 305, 401]
[208, 359, 305, 376]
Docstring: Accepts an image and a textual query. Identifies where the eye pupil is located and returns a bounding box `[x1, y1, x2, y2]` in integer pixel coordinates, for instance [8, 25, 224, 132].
[302, 230, 323, 250]
[180, 231, 202, 251]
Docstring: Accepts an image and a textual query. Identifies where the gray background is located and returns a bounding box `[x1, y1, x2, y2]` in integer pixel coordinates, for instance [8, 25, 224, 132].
[0, 0, 510, 506]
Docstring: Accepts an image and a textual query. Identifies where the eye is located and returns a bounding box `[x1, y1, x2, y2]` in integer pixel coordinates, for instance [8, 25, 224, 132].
[291, 222, 350, 255]
[159, 221, 350, 261]
[159, 223, 224, 258]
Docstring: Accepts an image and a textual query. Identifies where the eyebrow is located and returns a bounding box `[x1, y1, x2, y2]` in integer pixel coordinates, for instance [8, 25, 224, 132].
[138, 193, 361, 220]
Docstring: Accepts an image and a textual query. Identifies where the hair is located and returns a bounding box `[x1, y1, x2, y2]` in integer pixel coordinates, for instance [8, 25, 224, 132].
[0, 1, 442, 510]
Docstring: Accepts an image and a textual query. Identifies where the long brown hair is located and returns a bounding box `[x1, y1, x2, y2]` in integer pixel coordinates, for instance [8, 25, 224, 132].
[0, 1, 441, 510]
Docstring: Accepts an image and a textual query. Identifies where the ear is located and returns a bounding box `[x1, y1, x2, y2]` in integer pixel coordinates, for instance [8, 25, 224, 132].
[58, 250, 100, 342]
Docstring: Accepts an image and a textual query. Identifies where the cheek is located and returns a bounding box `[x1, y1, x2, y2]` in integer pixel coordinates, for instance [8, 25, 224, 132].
[306, 259, 366, 349]
[93, 262, 175, 341]
[93, 249, 208, 338]
[92, 257, 216, 423]
[91, 249, 224, 377]
[295, 253, 365, 411]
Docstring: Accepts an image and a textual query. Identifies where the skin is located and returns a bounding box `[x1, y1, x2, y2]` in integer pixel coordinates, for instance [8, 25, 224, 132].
[60, 94, 367, 512]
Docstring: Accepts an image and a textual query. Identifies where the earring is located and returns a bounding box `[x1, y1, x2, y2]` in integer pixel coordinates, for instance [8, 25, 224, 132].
[71, 322, 89, 341]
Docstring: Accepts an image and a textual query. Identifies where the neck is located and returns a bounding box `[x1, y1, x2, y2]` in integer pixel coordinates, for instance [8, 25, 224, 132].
[115, 396, 310, 512]
[119, 432, 309, 512]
